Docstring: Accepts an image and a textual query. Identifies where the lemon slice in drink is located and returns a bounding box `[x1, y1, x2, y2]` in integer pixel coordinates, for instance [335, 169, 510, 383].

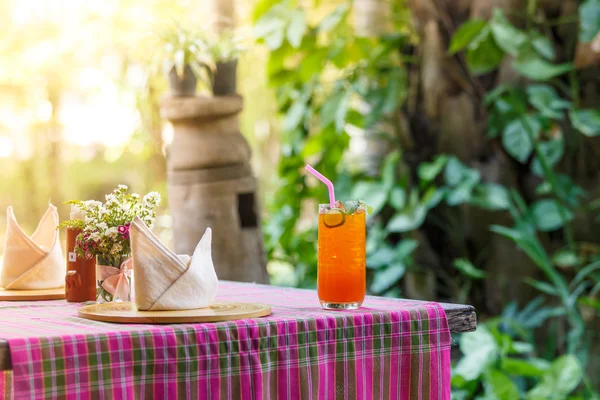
[323, 209, 345, 228]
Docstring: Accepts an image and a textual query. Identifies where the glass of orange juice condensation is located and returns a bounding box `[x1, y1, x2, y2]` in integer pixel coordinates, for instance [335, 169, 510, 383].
[318, 201, 367, 310]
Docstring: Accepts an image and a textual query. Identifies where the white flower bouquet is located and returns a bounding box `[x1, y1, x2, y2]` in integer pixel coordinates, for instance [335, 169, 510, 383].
[58, 185, 161, 301]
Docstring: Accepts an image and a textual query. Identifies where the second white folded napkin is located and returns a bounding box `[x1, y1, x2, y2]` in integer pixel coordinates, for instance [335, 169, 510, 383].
[130, 216, 218, 311]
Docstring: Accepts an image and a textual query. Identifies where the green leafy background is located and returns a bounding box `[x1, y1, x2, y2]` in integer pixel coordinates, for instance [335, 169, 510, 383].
[253, 0, 600, 398]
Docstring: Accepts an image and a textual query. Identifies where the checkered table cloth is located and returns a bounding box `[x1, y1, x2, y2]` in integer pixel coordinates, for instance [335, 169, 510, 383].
[0, 281, 451, 400]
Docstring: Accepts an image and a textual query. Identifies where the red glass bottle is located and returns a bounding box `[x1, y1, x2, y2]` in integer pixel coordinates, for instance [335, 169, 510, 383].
[65, 206, 96, 302]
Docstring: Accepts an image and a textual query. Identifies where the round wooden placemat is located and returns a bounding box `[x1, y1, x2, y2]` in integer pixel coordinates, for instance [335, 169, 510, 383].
[0, 287, 65, 301]
[78, 301, 272, 324]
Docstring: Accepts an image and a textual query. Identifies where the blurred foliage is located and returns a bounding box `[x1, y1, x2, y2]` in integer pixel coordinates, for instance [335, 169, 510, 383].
[453, 309, 588, 400]
[254, 0, 600, 397]
[254, 0, 411, 288]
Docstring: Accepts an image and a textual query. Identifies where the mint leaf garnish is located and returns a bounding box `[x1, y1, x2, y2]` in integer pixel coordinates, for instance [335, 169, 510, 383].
[344, 200, 360, 214]
[343, 200, 372, 215]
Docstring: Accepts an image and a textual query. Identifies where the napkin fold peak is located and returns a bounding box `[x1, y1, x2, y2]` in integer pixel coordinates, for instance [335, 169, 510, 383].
[1, 204, 65, 290]
[130, 216, 218, 311]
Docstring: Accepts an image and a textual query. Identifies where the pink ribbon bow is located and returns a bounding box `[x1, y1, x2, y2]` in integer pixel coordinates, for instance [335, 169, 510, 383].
[96, 258, 132, 301]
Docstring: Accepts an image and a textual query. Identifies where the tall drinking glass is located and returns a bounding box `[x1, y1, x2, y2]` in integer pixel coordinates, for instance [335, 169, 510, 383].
[318, 203, 366, 310]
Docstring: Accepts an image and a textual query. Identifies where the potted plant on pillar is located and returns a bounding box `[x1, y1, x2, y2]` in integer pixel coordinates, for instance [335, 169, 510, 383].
[156, 25, 214, 97]
[207, 30, 245, 96]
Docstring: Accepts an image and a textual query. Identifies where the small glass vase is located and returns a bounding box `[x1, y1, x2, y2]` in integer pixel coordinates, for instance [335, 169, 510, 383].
[96, 254, 132, 303]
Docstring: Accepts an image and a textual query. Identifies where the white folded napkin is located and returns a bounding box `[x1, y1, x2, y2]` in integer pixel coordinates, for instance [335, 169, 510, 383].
[1, 204, 65, 290]
[130, 216, 218, 311]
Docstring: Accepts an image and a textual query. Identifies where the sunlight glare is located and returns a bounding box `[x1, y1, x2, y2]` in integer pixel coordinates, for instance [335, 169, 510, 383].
[162, 122, 174, 145]
[60, 87, 140, 149]
[0, 137, 14, 158]
[36, 101, 53, 122]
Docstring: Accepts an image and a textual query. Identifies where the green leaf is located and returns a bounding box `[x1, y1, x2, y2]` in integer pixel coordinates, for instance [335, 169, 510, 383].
[454, 258, 487, 279]
[552, 250, 580, 268]
[466, 29, 505, 74]
[320, 91, 345, 128]
[299, 50, 326, 81]
[370, 263, 405, 293]
[513, 52, 573, 81]
[284, 100, 307, 131]
[526, 355, 583, 400]
[484, 84, 510, 105]
[381, 287, 402, 298]
[364, 88, 386, 128]
[447, 183, 475, 206]
[579, 0, 600, 42]
[383, 71, 406, 114]
[570, 109, 600, 137]
[335, 90, 350, 132]
[254, 7, 284, 37]
[387, 205, 427, 232]
[367, 247, 396, 268]
[471, 183, 511, 211]
[418, 155, 449, 182]
[254, 7, 288, 50]
[530, 32, 555, 60]
[502, 116, 541, 163]
[350, 182, 388, 215]
[366, 222, 386, 255]
[318, 4, 348, 32]
[286, 9, 306, 48]
[531, 138, 564, 177]
[444, 157, 481, 206]
[578, 296, 600, 310]
[252, 0, 280, 22]
[455, 325, 499, 381]
[571, 260, 600, 287]
[525, 278, 558, 296]
[502, 358, 547, 377]
[524, 307, 566, 328]
[490, 8, 528, 56]
[449, 19, 488, 54]
[389, 186, 406, 210]
[531, 199, 574, 231]
[301, 134, 322, 157]
[422, 187, 445, 209]
[490, 225, 522, 242]
[483, 370, 520, 400]
[445, 157, 480, 187]
[344, 200, 361, 214]
[527, 84, 571, 119]
[382, 151, 400, 190]
[445, 157, 465, 187]
[511, 341, 536, 354]
[266, 45, 289, 77]
[395, 239, 419, 260]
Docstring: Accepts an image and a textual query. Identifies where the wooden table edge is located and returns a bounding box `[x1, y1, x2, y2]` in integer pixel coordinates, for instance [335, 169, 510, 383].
[0, 303, 475, 372]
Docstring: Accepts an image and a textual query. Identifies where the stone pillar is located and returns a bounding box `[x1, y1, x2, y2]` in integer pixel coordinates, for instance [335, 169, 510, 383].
[161, 95, 268, 284]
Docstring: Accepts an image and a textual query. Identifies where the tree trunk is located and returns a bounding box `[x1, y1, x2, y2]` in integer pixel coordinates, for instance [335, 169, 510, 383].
[47, 82, 62, 212]
[137, 81, 167, 190]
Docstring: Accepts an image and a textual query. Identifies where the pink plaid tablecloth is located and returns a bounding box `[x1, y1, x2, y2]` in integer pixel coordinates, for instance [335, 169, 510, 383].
[0, 281, 451, 400]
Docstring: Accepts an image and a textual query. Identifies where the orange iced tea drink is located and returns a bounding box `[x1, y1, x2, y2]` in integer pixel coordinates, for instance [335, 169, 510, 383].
[318, 202, 366, 310]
